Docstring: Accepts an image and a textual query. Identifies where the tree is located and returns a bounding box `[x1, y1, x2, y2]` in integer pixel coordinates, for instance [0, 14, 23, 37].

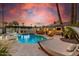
[12, 21, 19, 26]
[12, 21, 19, 32]
[56, 3, 64, 32]
[2, 4, 6, 34]
[53, 21, 56, 24]
[8, 21, 19, 32]
[22, 23, 24, 26]
[71, 3, 77, 25]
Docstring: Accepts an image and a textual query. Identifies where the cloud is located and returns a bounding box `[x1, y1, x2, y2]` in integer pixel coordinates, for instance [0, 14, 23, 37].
[19, 3, 57, 26]
[0, 3, 71, 25]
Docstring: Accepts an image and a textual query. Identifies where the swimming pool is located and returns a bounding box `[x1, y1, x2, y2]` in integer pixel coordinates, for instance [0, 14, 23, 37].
[17, 34, 47, 44]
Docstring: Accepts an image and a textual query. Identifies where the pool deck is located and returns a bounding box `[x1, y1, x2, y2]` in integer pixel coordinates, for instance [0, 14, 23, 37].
[40, 35, 79, 56]
[0, 30, 79, 56]
[8, 35, 79, 56]
[0, 34, 48, 56]
[9, 41, 48, 56]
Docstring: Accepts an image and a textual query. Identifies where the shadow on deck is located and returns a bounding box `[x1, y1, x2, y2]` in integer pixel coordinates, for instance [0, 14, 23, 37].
[60, 38, 79, 44]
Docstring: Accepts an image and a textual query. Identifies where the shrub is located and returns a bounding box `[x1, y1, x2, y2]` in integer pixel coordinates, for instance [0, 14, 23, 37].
[64, 26, 79, 40]
[0, 40, 11, 56]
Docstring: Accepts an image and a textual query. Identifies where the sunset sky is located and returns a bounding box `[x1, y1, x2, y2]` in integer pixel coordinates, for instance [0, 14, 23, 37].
[0, 3, 79, 26]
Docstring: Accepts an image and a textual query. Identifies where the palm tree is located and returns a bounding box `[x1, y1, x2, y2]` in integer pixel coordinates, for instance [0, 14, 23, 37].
[56, 3, 64, 32]
[2, 4, 6, 34]
[4, 21, 8, 26]
[8, 21, 19, 32]
[12, 21, 19, 32]
[71, 3, 77, 25]
[22, 23, 24, 26]
[71, 3, 74, 25]
[12, 21, 19, 26]
[53, 21, 56, 24]
[74, 4, 77, 24]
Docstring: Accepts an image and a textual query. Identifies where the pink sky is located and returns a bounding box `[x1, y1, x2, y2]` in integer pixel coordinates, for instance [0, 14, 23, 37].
[3, 3, 70, 26]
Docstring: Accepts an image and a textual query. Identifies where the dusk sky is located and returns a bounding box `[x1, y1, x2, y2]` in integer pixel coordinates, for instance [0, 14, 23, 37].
[0, 3, 79, 26]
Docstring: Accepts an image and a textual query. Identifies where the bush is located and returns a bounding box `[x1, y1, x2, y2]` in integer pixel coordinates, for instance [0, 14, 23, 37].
[0, 41, 11, 56]
[64, 26, 78, 39]
[0, 46, 10, 56]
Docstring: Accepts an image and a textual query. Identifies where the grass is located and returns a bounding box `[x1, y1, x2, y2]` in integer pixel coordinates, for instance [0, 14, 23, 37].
[0, 40, 11, 56]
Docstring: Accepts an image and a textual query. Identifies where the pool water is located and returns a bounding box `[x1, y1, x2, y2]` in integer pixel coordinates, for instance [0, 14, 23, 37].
[17, 34, 47, 44]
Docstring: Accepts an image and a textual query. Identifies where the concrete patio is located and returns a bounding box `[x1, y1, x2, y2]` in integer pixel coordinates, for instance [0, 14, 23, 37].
[9, 41, 48, 56]
[40, 35, 79, 56]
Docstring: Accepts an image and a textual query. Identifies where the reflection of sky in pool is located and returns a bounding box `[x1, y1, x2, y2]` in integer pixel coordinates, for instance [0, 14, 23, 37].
[17, 34, 47, 44]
